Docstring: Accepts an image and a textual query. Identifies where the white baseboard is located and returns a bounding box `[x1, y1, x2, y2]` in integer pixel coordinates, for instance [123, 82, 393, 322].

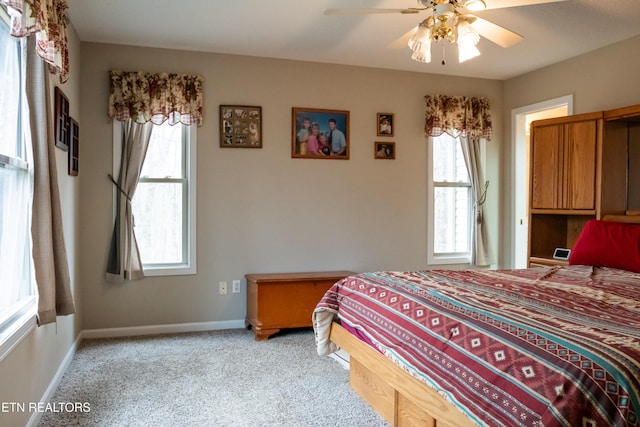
[24, 319, 246, 426]
[82, 319, 246, 339]
[26, 332, 83, 427]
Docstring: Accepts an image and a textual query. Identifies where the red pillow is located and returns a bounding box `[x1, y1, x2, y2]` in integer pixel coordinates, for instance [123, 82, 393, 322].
[569, 219, 640, 273]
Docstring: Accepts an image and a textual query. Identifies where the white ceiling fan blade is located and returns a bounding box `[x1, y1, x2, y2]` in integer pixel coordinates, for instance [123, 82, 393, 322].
[387, 27, 418, 49]
[469, 16, 523, 48]
[482, 0, 567, 10]
[323, 8, 422, 16]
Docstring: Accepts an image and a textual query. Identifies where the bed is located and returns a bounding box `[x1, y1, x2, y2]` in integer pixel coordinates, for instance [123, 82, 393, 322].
[313, 217, 640, 427]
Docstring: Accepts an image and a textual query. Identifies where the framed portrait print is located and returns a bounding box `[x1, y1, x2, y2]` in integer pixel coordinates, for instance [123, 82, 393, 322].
[220, 105, 262, 148]
[374, 141, 395, 159]
[376, 112, 394, 137]
[292, 107, 349, 159]
[54, 87, 70, 151]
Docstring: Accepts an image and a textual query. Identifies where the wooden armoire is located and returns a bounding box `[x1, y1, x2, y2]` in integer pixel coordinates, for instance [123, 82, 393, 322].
[527, 104, 640, 267]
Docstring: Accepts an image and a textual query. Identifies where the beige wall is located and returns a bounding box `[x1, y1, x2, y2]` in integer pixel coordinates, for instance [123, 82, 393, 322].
[500, 34, 640, 267]
[2, 26, 638, 427]
[0, 27, 82, 427]
[78, 43, 504, 330]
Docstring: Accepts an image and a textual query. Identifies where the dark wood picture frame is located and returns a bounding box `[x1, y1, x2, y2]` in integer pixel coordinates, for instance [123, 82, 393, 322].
[292, 107, 350, 159]
[374, 141, 395, 159]
[220, 105, 262, 148]
[54, 87, 70, 151]
[68, 118, 79, 176]
[376, 112, 394, 137]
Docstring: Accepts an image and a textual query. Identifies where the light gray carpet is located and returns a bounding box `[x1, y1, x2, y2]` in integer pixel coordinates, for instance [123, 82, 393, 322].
[38, 328, 388, 427]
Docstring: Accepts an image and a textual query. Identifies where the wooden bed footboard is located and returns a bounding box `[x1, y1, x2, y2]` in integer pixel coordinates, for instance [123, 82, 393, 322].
[330, 321, 475, 427]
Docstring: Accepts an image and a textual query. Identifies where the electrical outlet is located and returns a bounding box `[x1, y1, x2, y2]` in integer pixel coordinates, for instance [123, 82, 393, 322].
[219, 281, 228, 295]
[232, 279, 241, 293]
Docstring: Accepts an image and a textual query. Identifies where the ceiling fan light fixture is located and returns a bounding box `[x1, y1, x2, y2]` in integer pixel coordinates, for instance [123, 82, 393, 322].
[411, 42, 432, 63]
[408, 5, 483, 65]
[408, 18, 433, 50]
[456, 19, 481, 62]
[408, 18, 433, 62]
[462, 0, 487, 12]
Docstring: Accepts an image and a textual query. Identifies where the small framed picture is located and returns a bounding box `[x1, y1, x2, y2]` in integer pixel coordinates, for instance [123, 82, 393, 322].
[220, 105, 262, 148]
[54, 87, 70, 151]
[292, 107, 349, 159]
[376, 113, 393, 137]
[68, 118, 79, 176]
[374, 141, 395, 159]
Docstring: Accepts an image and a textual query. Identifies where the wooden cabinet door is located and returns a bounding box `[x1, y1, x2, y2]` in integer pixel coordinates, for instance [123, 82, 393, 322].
[531, 119, 598, 210]
[531, 124, 562, 209]
[565, 120, 597, 210]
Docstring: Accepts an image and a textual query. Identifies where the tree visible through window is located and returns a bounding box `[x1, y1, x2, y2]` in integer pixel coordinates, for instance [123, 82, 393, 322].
[134, 123, 185, 265]
[429, 133, 472, 264]
[0, 11, 37, 356]
[121, 121, 196, 275]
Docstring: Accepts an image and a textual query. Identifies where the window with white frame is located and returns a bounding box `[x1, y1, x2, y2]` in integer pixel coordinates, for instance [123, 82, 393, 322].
[113, 121, 197, 276]
[427, 133, 472, 265]
[0, 9, 37, 358]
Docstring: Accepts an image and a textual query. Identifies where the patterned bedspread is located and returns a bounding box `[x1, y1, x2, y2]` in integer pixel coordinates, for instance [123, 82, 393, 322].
[313, 266, 640, 427]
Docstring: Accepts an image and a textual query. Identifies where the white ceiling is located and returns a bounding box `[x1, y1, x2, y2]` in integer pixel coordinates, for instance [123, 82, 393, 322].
[66, 0, 640, 80]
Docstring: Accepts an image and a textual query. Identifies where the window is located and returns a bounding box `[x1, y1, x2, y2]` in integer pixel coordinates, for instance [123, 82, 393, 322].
[113, 121, 197, 276]
[0, 9, 37, 359]
[427, 133, 472, 265]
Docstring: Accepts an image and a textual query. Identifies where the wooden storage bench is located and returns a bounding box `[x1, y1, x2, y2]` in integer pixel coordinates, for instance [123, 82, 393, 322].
[245, 270, 354, 341]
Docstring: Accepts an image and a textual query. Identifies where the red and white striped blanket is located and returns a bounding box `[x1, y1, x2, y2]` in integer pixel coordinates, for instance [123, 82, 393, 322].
[313, 266, 640, 427]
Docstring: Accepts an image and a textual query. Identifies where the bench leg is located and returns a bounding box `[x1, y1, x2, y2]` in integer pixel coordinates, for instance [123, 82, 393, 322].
[253, 327, 280, 341]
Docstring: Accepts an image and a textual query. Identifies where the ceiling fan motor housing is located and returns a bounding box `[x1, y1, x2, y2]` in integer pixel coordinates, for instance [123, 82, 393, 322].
[417, 0, 486, 9]
[418, 0, 455, 7]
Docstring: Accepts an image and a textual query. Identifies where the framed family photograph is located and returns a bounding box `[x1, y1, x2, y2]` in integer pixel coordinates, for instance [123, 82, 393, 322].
[220, 105, 262, 148]
[292, 107, 349, 159]
[374, 141, 395, 159]
[376, 112, 394, 137]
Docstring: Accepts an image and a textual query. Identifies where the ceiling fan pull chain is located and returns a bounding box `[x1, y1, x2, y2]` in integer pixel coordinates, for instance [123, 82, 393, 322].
[442, 43, 446, 65]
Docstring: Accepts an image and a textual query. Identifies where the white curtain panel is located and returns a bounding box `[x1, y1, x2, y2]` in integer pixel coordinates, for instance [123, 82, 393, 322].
[26, 35, 74, 324]
[106, 119, 153, 282]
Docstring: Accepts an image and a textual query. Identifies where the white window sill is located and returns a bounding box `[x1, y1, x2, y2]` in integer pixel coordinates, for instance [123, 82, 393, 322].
[143, 265, 196, 277]
[428, 254, 471, 266]
[0, 297, 37, 363]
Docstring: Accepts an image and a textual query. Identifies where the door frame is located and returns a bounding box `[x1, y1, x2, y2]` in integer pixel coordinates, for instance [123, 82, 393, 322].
[510, 95, 573, 268]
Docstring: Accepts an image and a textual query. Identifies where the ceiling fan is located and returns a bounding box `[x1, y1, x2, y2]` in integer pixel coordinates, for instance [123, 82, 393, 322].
[324, 0, 567, 64]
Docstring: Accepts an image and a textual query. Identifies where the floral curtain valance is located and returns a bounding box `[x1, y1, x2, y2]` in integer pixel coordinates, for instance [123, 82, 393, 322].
[108, 70, 204, 127]
[425, 95, 492, 141]
[1, 0, 69, 83]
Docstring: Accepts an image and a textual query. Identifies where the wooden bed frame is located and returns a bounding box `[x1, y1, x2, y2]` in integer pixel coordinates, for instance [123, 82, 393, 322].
[330, 322, 474, 427]
[329, 214, 640, 427]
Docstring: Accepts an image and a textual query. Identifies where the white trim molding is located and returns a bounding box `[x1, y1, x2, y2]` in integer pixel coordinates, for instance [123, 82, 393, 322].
[26, 331, 83, 427]
[0, 297, 37, 363]
[20, 319, 247, 427]
[82, 319, 247, 339]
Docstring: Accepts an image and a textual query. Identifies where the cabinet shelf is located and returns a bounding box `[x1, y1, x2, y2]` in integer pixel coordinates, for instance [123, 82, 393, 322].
[529, 257, 569, 267]
[528, 213, 593, 261]
[530, 209, 596, 215]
